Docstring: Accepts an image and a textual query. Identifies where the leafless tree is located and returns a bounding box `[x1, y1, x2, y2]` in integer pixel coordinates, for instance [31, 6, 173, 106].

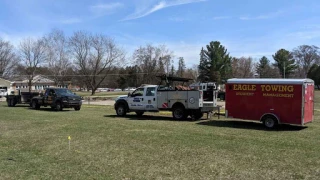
[133, 44, 173, 84]
[43, 29, 72, 87]
[231, 57, 255, 78]
[292, 45, 320, 78]
[69, 31, 125, 95]
[19, 37, 47, 92]
[0, 38, 18, 78]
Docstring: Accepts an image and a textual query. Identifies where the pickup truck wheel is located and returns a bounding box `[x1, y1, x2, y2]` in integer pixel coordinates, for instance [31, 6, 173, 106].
[172, 106, 187, 120]
[136, 111, 144, 116]
[116, 104, 126, 117]
[56, 102, 63, 111]
[7, 99, 12, 107]
[74, 106, 81, 111]
[32, 100, 40, 110]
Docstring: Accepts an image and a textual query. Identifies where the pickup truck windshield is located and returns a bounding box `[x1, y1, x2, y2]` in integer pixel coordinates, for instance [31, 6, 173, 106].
[55, 89, 74, 95]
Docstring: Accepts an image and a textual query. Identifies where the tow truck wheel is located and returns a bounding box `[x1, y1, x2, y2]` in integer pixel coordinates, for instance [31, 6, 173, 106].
[136, 111, 144, 116]
[172, 106, 187, 120]
[263, 116, 278, 129]
[116, 104, 126, 117]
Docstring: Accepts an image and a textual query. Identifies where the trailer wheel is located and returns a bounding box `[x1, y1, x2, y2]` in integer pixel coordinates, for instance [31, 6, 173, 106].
[116, 104, 127, 117]
[172, 106, 187, 120]
[263, 115, 278, 129]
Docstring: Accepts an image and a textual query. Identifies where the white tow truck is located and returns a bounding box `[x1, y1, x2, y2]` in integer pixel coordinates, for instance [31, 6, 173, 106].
[114, 75, 219, 120]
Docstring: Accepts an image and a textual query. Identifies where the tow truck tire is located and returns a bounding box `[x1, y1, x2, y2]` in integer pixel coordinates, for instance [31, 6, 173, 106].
[172, 106, 187, 120]
[262, 115, 278, 129]
[56, 102, 63, 111]
[136, 111, 144, 116]
[116, 104, 127, 117]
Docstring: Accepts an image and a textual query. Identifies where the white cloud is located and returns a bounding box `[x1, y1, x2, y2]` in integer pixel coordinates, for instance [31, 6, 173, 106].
[90, 2, 124, 17]
[239, 10, 283, 20]
[286, 30, 320, 40]
[0, 31, 42, 47]
[121, 0, 207, 21]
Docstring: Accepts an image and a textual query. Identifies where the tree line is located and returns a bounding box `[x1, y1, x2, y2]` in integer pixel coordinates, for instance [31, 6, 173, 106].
[1, 29, 320, 95]
[198, 41, 320, 88]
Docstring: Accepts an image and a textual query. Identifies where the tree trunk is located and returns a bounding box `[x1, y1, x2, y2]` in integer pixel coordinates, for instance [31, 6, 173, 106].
[28, 79, 32, 93]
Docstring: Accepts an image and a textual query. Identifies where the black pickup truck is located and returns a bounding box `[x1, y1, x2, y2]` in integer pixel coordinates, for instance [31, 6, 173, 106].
[30, 88, 82, 111]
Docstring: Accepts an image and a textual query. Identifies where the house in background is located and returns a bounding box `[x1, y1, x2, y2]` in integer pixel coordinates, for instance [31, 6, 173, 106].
[0, 78, 11, 91]
[10, 75, 71, 92]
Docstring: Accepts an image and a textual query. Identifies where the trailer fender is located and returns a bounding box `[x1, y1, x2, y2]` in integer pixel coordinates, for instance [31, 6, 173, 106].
[260, 113, 280, 124]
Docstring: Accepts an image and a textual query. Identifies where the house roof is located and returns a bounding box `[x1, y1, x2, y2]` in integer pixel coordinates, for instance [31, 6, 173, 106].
[12, 75, 55, 84]
[0, 77, 12, 83]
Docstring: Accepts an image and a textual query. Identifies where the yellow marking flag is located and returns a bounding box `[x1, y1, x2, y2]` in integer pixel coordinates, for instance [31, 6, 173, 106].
[68, 136, 71, 140]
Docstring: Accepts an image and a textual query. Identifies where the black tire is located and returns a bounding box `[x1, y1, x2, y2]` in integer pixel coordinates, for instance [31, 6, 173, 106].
[55, 102, 63, 111]
[135, 111, 144, 116]
[74, 106, 81, 111]
[7, 99, 12, 107]
[263, 115, 278, 129]
[116, 104, 127, 117]
[32, 100, 40, 110]
[172, 106, 187, 120]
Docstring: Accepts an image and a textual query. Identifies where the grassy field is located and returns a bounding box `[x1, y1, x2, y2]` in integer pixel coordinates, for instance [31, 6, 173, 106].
[1, 91, 320, 179]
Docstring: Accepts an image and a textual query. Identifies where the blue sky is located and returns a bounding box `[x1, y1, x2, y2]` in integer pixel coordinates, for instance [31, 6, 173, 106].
[0, 0, 320, 67]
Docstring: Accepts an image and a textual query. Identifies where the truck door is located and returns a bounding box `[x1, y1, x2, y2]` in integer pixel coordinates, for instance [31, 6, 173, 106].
[44, 89, 54, 105]
[127, 87, 145, 110]
[143, 87, 157, 111]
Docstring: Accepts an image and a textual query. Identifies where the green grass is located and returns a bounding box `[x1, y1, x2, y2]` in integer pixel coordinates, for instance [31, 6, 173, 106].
[1, 91, 320, 179]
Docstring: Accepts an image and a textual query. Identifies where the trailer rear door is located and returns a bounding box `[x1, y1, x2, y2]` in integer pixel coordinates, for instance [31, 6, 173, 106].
[303, 83, 314, 124]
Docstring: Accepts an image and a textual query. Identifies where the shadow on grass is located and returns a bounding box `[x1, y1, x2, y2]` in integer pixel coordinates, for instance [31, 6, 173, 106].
[197, 120, 308, 131]
[25, 107, 72, 112]
[104, 114, 197, 122]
